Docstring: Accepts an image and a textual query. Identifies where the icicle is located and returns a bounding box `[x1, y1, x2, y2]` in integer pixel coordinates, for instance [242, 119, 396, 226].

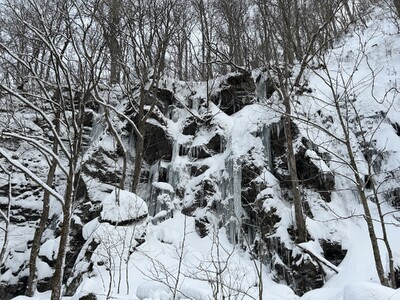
[192, 97, 200, 112]
[222, 156, 243, 244]
[262, 125, 273, 170]
[148, 163, 161, 216]
[171, 138, 179, 163]
[233, 157, 242, 220]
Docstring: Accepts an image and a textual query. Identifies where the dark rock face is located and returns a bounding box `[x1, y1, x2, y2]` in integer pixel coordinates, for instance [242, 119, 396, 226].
[384, 187, 400, 209]
[207, 133, 223, 153]
[211, 72, 255, 115]
[183, 116, 198, 135]
[0, 277, 27, 300]
[195, 217, 210, 238]
[190, 164, 209, 177]
[182, 179, 217, 217]
[83, 149, 121, 186]
[289, 256, 325, 295]
[268, 118, 334, 201]
[189, 133, 224, 160]
[190, 145, 212, 159]
[156, 88, 176, 114]
[195, 179, 217, 208]
[265, 237, 325, 296]
[37, 277, 53, 293]
[321, 240, 347, 266]
[79, 293, 98, 300]
[143, 121, 172, 164]
[295, 146, 335, 202]
[243, 206, 281, 242]
[83, 110, 95, 127]
[241, 162, 264, 205]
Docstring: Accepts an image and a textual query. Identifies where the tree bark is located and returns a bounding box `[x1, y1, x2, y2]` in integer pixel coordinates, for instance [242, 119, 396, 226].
[26, 99, 61, 296]
[50, 169, 77, 300]
[334, 96, 388, 286]
[131, 85, 146, 193]
[283, 94, 307, 243]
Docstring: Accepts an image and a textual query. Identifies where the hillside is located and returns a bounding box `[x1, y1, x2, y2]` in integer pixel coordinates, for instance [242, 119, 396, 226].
[1, 2, 400, 300]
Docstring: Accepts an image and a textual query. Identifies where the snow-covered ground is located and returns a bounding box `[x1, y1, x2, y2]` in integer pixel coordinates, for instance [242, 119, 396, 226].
[4, 4, 400, 300]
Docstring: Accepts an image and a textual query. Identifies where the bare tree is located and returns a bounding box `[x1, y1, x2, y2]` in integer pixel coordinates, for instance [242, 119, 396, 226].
[93, 0, 123, 84]
[298, 38, 398, 286]
[255, 8, 396, 283]
[121, 0, 185, 192]
[0, 0, 106, 298]
[0, 164, 12, 267]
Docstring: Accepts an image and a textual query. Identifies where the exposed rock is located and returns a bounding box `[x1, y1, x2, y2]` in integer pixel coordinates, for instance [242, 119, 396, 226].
[190, 164, 209, 177]
[289, 255, 325, 295]
[79, 293, 97, 300]
[181, 201, 200, 216]
[82, 148, 121, 186]
[0, 277, 27, 300]
[241, 161, 264, 204]
[268, 118, 335, 201]
[143, 120, 172, 164]
[391, 122, 400, 136]
[195, 217, 210, 238]
[244, 206, 281, 242]
[189, 145, 212, 159]
[194, 179, 216, 208]
[65, 239, 99, 296]
[384, 187, 400, 209]
[179, 144, 190, 156]
[189, 133, 224, 160]
[295, 146, 335, 202]
[321, 240, 347, 266]
[182, 179, 217, 216]
[156, 88, 176, 114]
[37, 277, 53, 293]
[206, 133, 223, 153]
[83, 110, 95, 127]
[211, 72, 255, 115]
[183, 116, 198, 136]
[266, 237, 324, 296]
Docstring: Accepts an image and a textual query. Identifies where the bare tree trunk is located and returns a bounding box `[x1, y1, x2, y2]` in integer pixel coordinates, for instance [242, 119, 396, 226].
[26, 110, 60, 296]
[0, 165, 11, 267]
[131, 86, 146, 193]
[131, 132, 144, 193]
[354, 108, 396, 287]
[283, 92, 307, 243]
[333, 95, 388, 286]
[50, 169, 77, 300]
[104, 108, 127, 191]
[372, 181, 396, 287]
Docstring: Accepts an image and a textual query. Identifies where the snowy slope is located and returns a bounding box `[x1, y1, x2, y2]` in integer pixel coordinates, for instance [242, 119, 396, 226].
[3, 4, 400, 300]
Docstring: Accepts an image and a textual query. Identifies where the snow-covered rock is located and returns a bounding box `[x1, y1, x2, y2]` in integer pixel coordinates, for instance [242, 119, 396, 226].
[100, 189, 148, 224]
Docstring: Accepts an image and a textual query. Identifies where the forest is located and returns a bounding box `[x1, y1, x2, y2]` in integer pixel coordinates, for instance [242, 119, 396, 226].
[1, 0, 400, 299]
